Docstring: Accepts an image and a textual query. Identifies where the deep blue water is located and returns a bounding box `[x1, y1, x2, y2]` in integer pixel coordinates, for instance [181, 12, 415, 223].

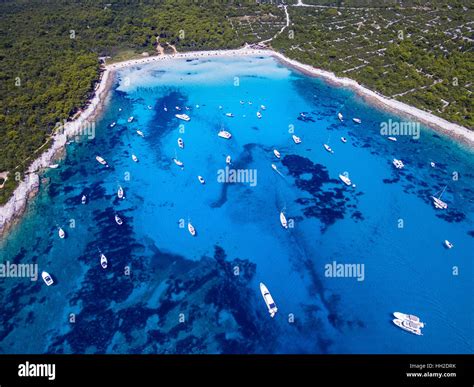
[0, 55, 473, 354]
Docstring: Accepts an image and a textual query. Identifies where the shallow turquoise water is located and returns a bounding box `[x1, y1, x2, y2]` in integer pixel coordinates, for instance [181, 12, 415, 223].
[0, 55, 473, 354]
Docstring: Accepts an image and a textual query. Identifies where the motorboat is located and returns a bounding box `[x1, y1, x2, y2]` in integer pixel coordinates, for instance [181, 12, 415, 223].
[136, 130, 145, 137]
[218, 130, 232, 139]
[188, 222, 196, 236]
[175, 113, 190, 122]
[280, 211, 288, 229]
[115, 214, 123, 225]
[388, 136, 397, 142]
[173, 158, 184, 167]
[225, 113, 234, 117]
[338, 112, 343, 121]
[256, 111, 262, 119]
[292, 134, 301, 144]
[271, 164, 279, 172]
[273, 149, 281, 159]
[81, 195, 87, 205]
[393, 312, 425, 328]
[339, 174, 352, 186]
[353, 118, 362, 124]
[127, 116, 134, 123]
[226, 155, 231, 165]
[132, 154, 138, 162]
[49, 164, 59, 169]
[58, 227, 66, 239]
[260, 105, 266, 110]
[393, 318, 422, 336]
[117, 185, 124, 199]
[444, 240, 454, 249]
[178, 138, 184, 148]
[323, 144, 334, 154]
[42, 271, 54, 286]
[393, 159, 405, 169]
[175, 106, 181, 111]
[100, 253, 108, 269]
[260, 283, 278, 318]
[430, 162, 436, 168]
[95, 156, 108, 167]
[198, 176, 205, 184]
[110, 122, 116, 128]
[341, 137, 347, 143]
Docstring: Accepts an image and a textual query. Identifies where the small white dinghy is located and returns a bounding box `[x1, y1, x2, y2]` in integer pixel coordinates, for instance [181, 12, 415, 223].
[100, 253, 108, 269]
[58, 227, 66, 239]
[260, 282, 278, 318]
[198, 176, 205, 184]
[42, 271, 54, 286]
[273, 149, 281, 159]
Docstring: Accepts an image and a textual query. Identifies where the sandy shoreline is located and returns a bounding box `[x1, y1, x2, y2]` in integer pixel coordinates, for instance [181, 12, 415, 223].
[1, 47, 472, 238]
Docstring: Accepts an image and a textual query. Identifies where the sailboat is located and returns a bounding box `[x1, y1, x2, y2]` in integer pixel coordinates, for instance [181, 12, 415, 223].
[431, 186, 448, 209]
[260, 283, 278, 318]
[280, 211, 288, 229]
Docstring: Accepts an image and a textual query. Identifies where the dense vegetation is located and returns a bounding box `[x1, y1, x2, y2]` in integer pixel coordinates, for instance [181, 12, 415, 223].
[0, 0, 472, 205]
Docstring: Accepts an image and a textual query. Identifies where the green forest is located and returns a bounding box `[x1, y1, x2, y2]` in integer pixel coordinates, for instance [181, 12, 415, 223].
[0, 0, 472, 205]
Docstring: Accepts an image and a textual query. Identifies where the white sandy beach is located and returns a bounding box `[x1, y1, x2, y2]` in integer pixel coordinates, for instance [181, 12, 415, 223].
[1, 47, 473, 236]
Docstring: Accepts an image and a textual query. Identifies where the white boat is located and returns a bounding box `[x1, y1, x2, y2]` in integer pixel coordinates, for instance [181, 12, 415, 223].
[178, 138, 184, 148]
[42, 271, 54, 286]
[58, 227, 66, 239]
[127, 116, 134, 123]
[118, 108, 122, 112]
[164, 106, 168, 112]
[260, 283, 278, 318]
[81, 195, 87, 205]
[256, 111, 262, 119]
[225, 113, 234, 117]
[100, 253, 108, 269]
[341, 137, 347, 143]
[292, 134, 301, 144]
[393, 159, 405, 169]
[388, 136, 397, 142]
[260, 105, 266, 110]
[444, 240, 454, 249]
[218, 130, 232, 139]
[175, 106, 181, 111]
[271, 164, 279, 172]
[188, 222, 196, 236]
[353, 118, 362, 124]
[132, 154, 138, 162]
[430, 162, 436, 168]
[198, 175, 205, 184]
[240, 100, 245, 105]
[147, 105, 152, 110]
[226, 155, 231, 165]
[49, 164, 59, 169]
[338, 112, 343, 121]
[280, 211, 288, 229]
[323, 144, 334, 154]
[173, 158, 184, 167]
[393, 312, 425, 328]
[110, 122, 116, 128]
[431, 186, 448, 209]
[95, 156, 108, 167]
[248, 101, 253, 105]
[339, 174, 352, 186]
[117, 186, 124, 199]
[393, 318, 422, 336]
[136, 130, 145, 137]
[175, 113, 190, 122]
[115, 214, 123, 225]
[273, 149, 281, 159]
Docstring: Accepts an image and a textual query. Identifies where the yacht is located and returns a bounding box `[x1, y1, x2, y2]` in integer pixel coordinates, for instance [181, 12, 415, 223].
[260, 105, 266, 110]
[280, 211, 288, 229]
[430, 161, 436, 168]
[393, 318, 422, 336]
[127, 116, 134, 123]
[110, 122, 116, 128]
[323, 144, 334, 154]
[115, 214, 123, 225]
[117, 186, 124, 199]
[226, 155, 231, 165]
[95, 156, 108, 167]
[388, 136, 397, 142]
[256, 111, 262, 119]
[260, 283, 278, 318]
[218, 130, 232, 139]
[175, 113, 190, 122]
[292, 134, 302, 144]
[178, 138, 184, 149]
[338, 112, 343, 121]
[273, 149, 281, 159]
[132, 154, 138, 162]
[225, 113, 234, 118]
[339, 174, 352, 186]
[393, 312, 425, 328]
[81, 195, 87, 205]
[444, 240, 454, 249]
[49, 164, 59, 169]
[42, 271, 54, 286]
[188, 222, 196, 236]
[431, 186, 448, 209]
[198, 175, 205, 184]
[392, 159, 405, 169]
[136, 130, 145, 137]
[353, 118, 362, 124]
[173, 158, 184, 167]
[58, 227, 66, 239]
[100, 253, 108, 269]
[340, 137, 347, 143]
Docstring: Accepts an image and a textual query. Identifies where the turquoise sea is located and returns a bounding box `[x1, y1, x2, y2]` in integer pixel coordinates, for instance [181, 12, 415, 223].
[0, 55, 473, 354]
